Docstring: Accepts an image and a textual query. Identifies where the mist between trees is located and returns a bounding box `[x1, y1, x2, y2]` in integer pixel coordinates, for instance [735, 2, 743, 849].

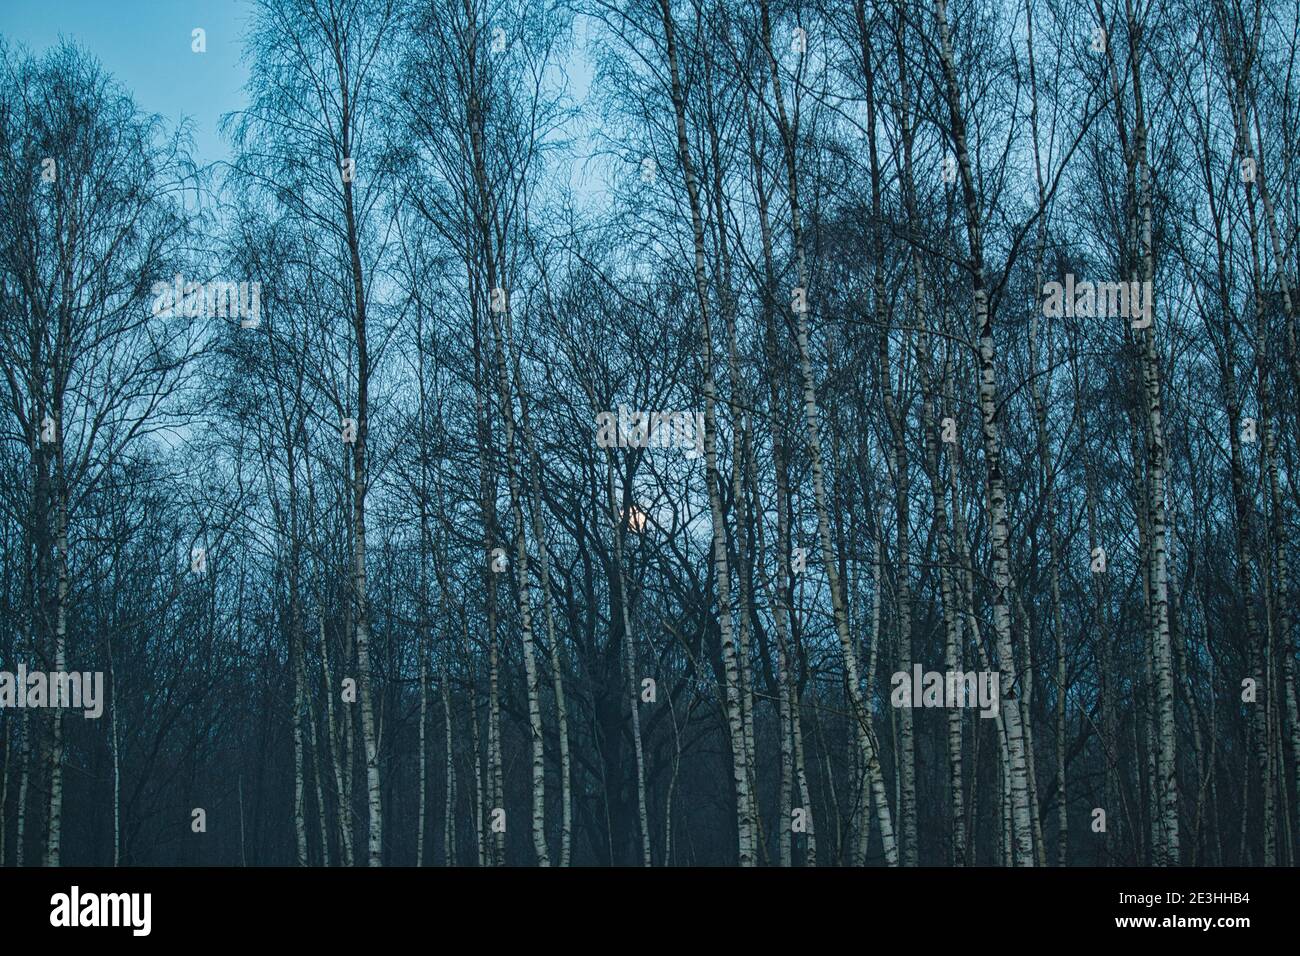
[0, 0, 1297, 868]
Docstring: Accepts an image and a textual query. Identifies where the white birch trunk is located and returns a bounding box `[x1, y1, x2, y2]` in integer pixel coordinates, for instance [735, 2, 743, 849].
[657, 0, 757, 864]
[934, 0, 1035, 864]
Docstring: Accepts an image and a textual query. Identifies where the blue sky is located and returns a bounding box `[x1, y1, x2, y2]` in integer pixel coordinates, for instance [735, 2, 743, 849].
[0, 1, 609, 206]
[0, 0, 252, 167]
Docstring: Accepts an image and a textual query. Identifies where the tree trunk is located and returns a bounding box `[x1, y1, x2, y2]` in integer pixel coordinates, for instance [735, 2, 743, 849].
[933, 0, 1036, 864]
[656, 0, 757, 865]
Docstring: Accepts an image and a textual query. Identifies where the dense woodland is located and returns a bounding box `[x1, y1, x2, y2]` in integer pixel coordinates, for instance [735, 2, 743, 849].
[1, 0, 1298, 867]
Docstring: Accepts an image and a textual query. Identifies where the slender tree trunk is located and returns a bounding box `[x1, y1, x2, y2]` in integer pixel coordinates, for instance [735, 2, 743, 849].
[467, 65, 550, 863]
[45, 446, 68, 867]
[607, 460, 651, 866]
[1100, 0, 1179, 862]
[933, 0, 1035, 864]
[293, 630, 308, 866]
[418, 637, 428, 866]
[748, 114, 811, 867]
[320, 618, 353, 866]
[337, 78, 383, 865]
[464, 634, 485, 867]
[656, 0, 756, 865]
[442, 669, 457, 866]
[304, 673, 331, 866]
[515, 381, 573, 866]
[760, 0, 897, 862]
[1023, 0, 1071, 868]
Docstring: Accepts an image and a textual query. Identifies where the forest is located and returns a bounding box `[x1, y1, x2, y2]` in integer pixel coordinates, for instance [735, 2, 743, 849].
[0, 0, 1298, 868]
